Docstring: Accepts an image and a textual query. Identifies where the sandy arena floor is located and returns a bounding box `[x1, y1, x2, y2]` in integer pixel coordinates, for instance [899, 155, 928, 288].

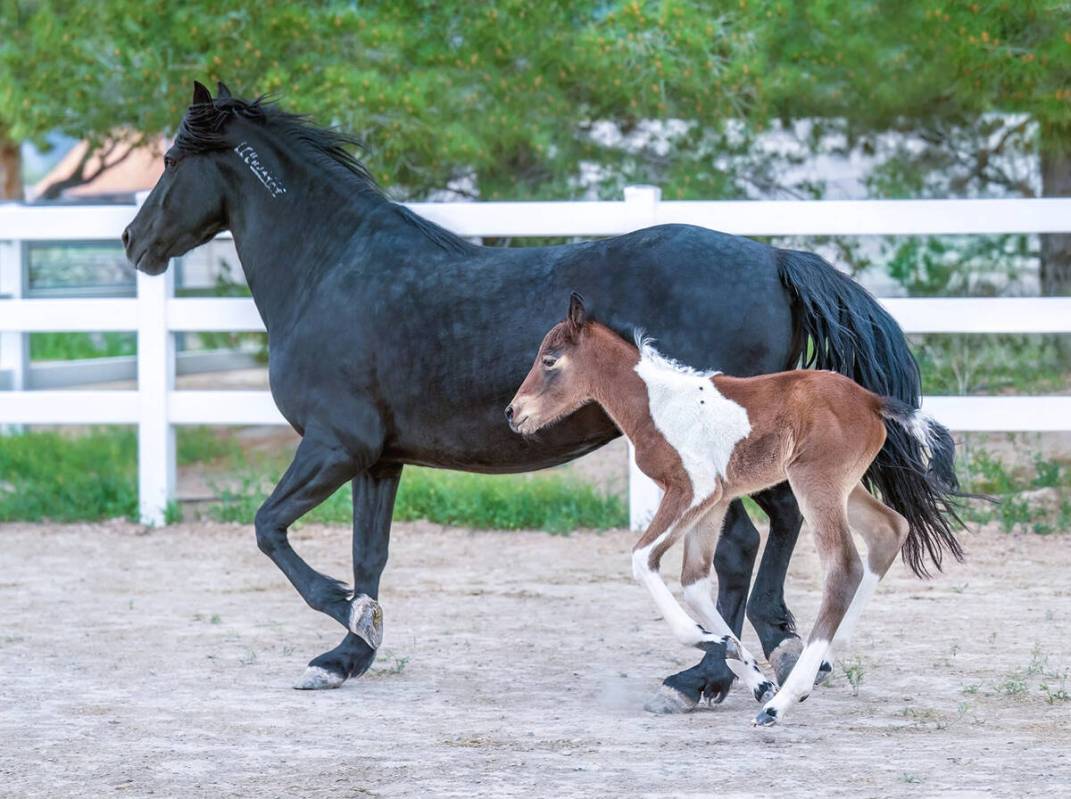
[1, 519, 1068, 797]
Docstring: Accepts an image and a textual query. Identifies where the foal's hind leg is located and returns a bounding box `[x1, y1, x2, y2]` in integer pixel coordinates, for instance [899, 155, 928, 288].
[831, 484, 910, 650]
[755, 475, 863, 726]
[255, 434, 382, 655]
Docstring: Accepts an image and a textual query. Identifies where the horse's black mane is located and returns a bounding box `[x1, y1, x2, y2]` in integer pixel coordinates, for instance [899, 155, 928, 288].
[176, 95, 472, 253]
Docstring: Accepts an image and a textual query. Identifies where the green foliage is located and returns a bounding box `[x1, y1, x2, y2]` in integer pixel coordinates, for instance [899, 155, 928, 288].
[30, 332, 136, 361]
[0, 427, 624, 530]
[211, 465, 626, 533]
[913, 334, 1069, 396]
[957, 447, 1071, 534]
[0, 428, 138, 521]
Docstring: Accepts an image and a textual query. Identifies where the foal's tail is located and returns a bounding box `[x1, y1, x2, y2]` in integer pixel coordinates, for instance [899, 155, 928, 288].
[777, 248, 964, 576]
[877, 397, 965, 578]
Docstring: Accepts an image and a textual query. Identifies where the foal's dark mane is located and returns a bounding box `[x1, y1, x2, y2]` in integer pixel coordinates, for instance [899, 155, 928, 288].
[176, 95, 473, 253]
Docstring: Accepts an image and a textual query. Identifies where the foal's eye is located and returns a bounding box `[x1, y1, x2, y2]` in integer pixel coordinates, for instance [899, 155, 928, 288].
[541, 356, 558, 369]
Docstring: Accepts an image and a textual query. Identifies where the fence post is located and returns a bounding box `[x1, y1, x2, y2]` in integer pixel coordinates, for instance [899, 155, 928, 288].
[622, 185, 664, 530]
[0, 238, 28, 391]
[135, 200, 175, 525]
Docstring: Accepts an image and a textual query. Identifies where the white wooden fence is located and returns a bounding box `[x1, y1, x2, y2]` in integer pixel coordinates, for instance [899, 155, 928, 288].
[2, 186, 1071, 527]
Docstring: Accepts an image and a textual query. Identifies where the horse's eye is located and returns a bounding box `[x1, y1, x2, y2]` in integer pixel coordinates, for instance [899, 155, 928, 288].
[164, 155, 177, 169]
[542, 356, 558, 369]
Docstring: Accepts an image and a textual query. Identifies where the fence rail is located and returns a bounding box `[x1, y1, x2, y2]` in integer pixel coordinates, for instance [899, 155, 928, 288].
[3, 187, 1071, 526]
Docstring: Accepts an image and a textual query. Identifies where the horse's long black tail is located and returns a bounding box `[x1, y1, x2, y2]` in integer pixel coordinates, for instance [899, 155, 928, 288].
[776, 248, 963, 576]
[878, 398, 965, 577]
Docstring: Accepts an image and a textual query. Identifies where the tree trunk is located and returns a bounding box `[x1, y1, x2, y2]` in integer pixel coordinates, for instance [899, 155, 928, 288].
[0, 128, 22, 201]
[1040, 122, 1071, 297]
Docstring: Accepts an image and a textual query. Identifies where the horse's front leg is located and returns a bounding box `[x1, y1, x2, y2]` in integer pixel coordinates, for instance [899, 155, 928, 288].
[649, 500, 759, 713]
[296, 464, 402, 690]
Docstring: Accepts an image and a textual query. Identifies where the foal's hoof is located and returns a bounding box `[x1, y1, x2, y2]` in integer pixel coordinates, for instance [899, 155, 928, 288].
[768, 637, 804, 686]
[753, 680, 777, 705]
[644, 684, 699, 714]
[293, 665, 346, 690]
[753, 707, 779, 727]
[349, 594, 383, 650]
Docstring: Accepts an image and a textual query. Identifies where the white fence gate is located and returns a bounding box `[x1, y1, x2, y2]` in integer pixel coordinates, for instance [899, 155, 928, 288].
[2, 187, 1071, 526]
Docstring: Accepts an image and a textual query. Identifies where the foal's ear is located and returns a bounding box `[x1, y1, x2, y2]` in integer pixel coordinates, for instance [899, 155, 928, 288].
[192, 81, 213, 105]
[566, 291, 589, 335]
[216, 81, 232, 99]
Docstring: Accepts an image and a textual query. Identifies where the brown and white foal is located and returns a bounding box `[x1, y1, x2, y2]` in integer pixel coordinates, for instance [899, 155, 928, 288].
[507, 293, 961, 726]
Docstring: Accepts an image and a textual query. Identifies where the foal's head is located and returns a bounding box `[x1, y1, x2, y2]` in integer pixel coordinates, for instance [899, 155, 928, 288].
[506, 292, 607, 435]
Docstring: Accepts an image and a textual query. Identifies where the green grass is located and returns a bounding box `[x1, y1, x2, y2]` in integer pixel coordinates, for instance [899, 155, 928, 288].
[957, 447, 1071, 534]
[0, 427, 625, 531]
[211, 466, 626, 533]
[30, 332, 136, 361]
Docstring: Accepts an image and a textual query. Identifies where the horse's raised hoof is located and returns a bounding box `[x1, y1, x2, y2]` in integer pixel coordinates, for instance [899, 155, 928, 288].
[753, 707, 779, 727]
[644, 684, 699, 714]
[768, 637, 804, 686]
[293, 665, 346, 690]
[348, 594, 383, 650]
[753, 680, 777, 705]
[815, 660, 833, 686]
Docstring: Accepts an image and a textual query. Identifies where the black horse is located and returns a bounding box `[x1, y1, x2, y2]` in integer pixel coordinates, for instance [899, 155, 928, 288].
[123, 82, 921, 712]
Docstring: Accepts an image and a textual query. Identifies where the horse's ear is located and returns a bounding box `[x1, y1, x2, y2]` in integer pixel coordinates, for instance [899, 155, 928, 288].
[566, 291, 588, 335]
[216, 81, 232, 99]
[192, 81, 212, 105]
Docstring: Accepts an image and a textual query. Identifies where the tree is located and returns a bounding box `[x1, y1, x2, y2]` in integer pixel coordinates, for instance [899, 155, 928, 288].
[0, 0, 777, 202]
[753, 0, 1071, 293]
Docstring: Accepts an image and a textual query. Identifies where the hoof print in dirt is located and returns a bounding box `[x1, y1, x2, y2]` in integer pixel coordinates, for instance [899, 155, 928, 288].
[645, 684, 699, 714]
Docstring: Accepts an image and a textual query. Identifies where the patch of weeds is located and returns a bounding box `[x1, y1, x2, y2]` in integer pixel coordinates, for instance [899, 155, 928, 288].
[176, 426, 243, 466]
[900, 773, 924, 784]
[997, 677, 1028, 697]
[373, 655, 410, 676]
[210, 614, 221, 625]
[211, 465, 627, 533]
[961, 684, 980, 695]
[238, 648, 257, 666]
[957, 447, 1070, 535]
[164, 500, 184, 525]
[841, 656, 866, 696]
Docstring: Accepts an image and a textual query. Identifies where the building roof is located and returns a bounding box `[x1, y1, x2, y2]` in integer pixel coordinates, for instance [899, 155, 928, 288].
[28, 136, 166, 202]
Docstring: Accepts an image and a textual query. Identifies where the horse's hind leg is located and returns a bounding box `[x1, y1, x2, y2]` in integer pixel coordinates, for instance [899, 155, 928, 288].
[680, 501, 776, 704]
[296, 464, 402, 690]
[654, 500, 759, 712]
[254, 434, 381, 658]
[755, 474, 863, 726]
[748, 484, 808, 685]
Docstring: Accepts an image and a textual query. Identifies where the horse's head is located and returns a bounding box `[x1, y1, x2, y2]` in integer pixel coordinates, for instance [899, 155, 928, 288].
[506, 292, 603, 436]
[123, 81, 237, 275]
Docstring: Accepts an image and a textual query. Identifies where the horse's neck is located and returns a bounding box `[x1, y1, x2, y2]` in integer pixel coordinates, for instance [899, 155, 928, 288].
[588, 346, 656, 444]
[225, 175, 388, 333]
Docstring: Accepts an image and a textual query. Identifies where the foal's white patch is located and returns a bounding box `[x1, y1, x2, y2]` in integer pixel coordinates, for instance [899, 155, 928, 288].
[633, 336, 750, 507]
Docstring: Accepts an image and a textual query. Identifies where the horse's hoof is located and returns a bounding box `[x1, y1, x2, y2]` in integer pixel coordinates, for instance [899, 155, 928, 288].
[814, 660, 833, 687]
[293, 665, 346, 690]
[768, 637, 804, 686]
[753, 707, 779, 727]
[349, 594, 383, 650]
[645, 684, 699, 714]
[754, 680, 778, 705]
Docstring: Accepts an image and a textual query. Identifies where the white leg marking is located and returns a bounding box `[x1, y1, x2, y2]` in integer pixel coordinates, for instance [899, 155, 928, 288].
[633, 545, 710, 646]
[683, 578, 776, 701]
[832, 564, 879, 650]
[760, 638, 831, 722]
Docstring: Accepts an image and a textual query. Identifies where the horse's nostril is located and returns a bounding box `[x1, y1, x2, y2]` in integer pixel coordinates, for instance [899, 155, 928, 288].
[504, 405, 514, 422]
[121, 227, 132, 250]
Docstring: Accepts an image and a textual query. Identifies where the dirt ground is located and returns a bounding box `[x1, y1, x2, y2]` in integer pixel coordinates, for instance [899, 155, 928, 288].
[1, 519, 1069, 798]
